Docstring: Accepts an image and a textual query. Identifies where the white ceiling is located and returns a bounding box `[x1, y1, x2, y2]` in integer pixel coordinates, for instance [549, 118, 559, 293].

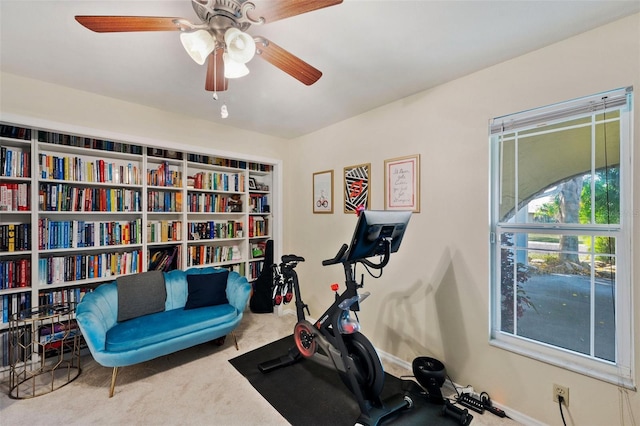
[1, 1, 639, 139]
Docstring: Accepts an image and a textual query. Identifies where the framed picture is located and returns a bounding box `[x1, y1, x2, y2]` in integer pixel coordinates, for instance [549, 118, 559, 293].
[384, 154, 420, 212]
[313, 170, 333, 214]
[344, 163, 370, 213]
[248, 177, 257, 190]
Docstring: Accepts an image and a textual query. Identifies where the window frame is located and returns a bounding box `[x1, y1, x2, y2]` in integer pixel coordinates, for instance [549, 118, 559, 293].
[488, 87, 635, 389]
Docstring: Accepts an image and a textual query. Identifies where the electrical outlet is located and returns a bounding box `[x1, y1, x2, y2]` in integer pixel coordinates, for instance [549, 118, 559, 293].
[552, 384, 569, 406]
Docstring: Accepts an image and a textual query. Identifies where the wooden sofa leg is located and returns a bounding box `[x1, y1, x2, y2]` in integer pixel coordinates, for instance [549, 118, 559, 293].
[232, 331, 239, 350]
[109, 367, 119, 398]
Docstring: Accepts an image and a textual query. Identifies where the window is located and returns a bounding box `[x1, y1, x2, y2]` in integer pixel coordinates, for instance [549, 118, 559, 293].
[489, 87, 634, 388]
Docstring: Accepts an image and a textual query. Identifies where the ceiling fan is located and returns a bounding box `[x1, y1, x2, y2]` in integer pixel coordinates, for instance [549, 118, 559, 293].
[75, 0, 342, 94]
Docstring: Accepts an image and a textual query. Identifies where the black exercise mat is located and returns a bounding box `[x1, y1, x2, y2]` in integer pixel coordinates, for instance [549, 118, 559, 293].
[229, 335, 469, 425]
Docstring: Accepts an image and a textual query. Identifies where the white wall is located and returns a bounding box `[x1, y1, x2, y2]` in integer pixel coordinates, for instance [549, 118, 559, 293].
[286, 13, 639, 426]
[0, 73, 287, 160]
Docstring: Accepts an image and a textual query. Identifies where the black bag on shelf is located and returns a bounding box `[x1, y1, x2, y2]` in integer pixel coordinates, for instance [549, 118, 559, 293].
[250, 239, 274, 313]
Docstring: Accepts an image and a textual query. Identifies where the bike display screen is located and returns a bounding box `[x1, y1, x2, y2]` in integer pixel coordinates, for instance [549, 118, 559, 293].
[346, 210, 411, 261]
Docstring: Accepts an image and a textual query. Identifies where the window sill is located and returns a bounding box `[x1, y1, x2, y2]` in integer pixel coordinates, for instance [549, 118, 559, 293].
[490, 332, 636, 391]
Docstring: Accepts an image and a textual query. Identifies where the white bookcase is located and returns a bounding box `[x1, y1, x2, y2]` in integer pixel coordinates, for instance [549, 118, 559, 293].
[0, 121, 279, 371]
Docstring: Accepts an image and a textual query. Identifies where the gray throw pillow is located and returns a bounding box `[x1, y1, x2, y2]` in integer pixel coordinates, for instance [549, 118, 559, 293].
[117, 270, 167, 322]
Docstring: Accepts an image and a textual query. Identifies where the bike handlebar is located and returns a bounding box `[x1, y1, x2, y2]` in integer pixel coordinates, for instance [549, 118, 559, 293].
[322, 238, 392, 270]
[322, 244, 348, 266]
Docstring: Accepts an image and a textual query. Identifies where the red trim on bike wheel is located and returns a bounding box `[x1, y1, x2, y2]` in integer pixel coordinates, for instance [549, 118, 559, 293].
[294, 321, 317, 358]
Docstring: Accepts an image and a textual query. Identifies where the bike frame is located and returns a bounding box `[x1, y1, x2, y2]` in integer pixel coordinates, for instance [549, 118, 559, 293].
[279, 240, 393, 415]
[260, 239, 410, 425]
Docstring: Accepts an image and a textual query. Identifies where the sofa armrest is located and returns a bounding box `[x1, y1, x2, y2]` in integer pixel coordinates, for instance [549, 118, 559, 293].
[226, 271, 251, 312]
[76, 282, 119, 356]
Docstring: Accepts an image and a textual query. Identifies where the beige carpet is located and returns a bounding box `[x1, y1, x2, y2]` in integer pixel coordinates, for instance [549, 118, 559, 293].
[0, 311, 515, 425]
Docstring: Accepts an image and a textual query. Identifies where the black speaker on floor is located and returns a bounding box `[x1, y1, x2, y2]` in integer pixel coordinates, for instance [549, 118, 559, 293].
[412, 356, 446, 404]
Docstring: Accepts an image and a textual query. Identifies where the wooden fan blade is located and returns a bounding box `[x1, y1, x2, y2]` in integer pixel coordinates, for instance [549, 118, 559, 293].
[248, 0, 342, 24]
[75, 16, 184, 33]
[205, 49, 228, 92]
[255, 38, 322, 86]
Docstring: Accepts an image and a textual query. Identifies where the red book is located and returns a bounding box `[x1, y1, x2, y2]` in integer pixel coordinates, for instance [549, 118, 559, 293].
[18, 259, 27, 287]
[7, 260, 14, 288]
[98, 159, 105, 182]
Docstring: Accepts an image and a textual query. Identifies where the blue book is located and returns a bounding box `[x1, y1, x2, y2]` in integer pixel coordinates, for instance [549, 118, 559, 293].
[2, 295, 8, 323]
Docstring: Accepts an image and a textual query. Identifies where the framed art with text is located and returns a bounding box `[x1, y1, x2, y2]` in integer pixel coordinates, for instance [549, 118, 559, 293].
[313, 170, 334, 213]
[384, 154, 420, 212]
[343, 163, 370, 213]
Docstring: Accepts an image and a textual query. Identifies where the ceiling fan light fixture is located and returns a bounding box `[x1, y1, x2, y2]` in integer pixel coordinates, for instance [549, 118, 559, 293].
[180, 29, 215, 65]
[223, 53, 250, 79]
[224, 27, 256, 64]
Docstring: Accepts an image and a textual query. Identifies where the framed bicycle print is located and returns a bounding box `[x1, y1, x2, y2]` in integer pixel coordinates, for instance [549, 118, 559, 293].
[343, 163, 370, 213]
[384, 154, 420, 212]
[313, 170, 333, 213]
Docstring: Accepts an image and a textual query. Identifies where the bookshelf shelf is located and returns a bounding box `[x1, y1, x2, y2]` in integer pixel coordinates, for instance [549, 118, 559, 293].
[147, 240, 182, 246]
[0, 121, 277, 372]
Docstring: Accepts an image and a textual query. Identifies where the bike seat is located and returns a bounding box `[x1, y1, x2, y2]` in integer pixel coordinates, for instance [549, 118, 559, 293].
[282, 254, 305, 264]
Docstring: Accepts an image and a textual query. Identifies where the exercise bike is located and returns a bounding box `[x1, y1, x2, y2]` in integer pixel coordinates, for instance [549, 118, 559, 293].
[258, 210, 413, 426]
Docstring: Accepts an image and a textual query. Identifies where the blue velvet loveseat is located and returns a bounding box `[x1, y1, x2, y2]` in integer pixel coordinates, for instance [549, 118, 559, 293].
[76, 266, 251, 397]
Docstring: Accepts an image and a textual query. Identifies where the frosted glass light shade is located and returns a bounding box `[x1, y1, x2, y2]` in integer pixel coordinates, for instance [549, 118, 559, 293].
[223, 53, 250, 78]
[180, 30, 215, 65]
[224, 28, 256, 64]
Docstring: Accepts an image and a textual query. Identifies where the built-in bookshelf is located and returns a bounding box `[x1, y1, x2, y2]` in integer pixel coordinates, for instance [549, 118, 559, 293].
[247, 169, 272, 281]
[0, 122, 276, 370]
[1, 125, 34, 351]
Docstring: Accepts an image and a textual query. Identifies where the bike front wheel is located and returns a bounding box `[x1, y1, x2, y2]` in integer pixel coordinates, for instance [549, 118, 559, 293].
[339, 332, 385, 401]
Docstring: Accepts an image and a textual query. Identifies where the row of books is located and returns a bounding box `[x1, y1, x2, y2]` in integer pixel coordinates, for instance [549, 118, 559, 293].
[147, 190, 182, 212]
[248, 216, 268, 237]
[187, 154, 246, 169]
[188, 171, 245, 192]
[38, 318, 80, 345]
[249, 194, 269, 213]
[38, 250, 142, 285]
[248, 260, 265, 281]
[0, 291, 31, 324]
[248, 162, 272, 172]
[0, 327, 32, 367]
[38, 218, 143, 250]
[148, 246, 180, 272]
[147, 161, 183, 187]
[1, 125, 31, 141]
[38, 287, 90, 308]
[37, 131, 144, 154]
[186, 244, 241, 266]
[0, 258, 30, 289]
[186, 193, 239, 213]
[226, 263, 246, 276]
[148, 220, 182, 243]
[0, 223, 31, 252]
[39, 153, 141, 185]
[0, 182, 30, 211]
[1, 146, 31, 178]
[2, 128, 272, 172]
[39, 183, 142, 212]
[187, 220, 243, 240]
